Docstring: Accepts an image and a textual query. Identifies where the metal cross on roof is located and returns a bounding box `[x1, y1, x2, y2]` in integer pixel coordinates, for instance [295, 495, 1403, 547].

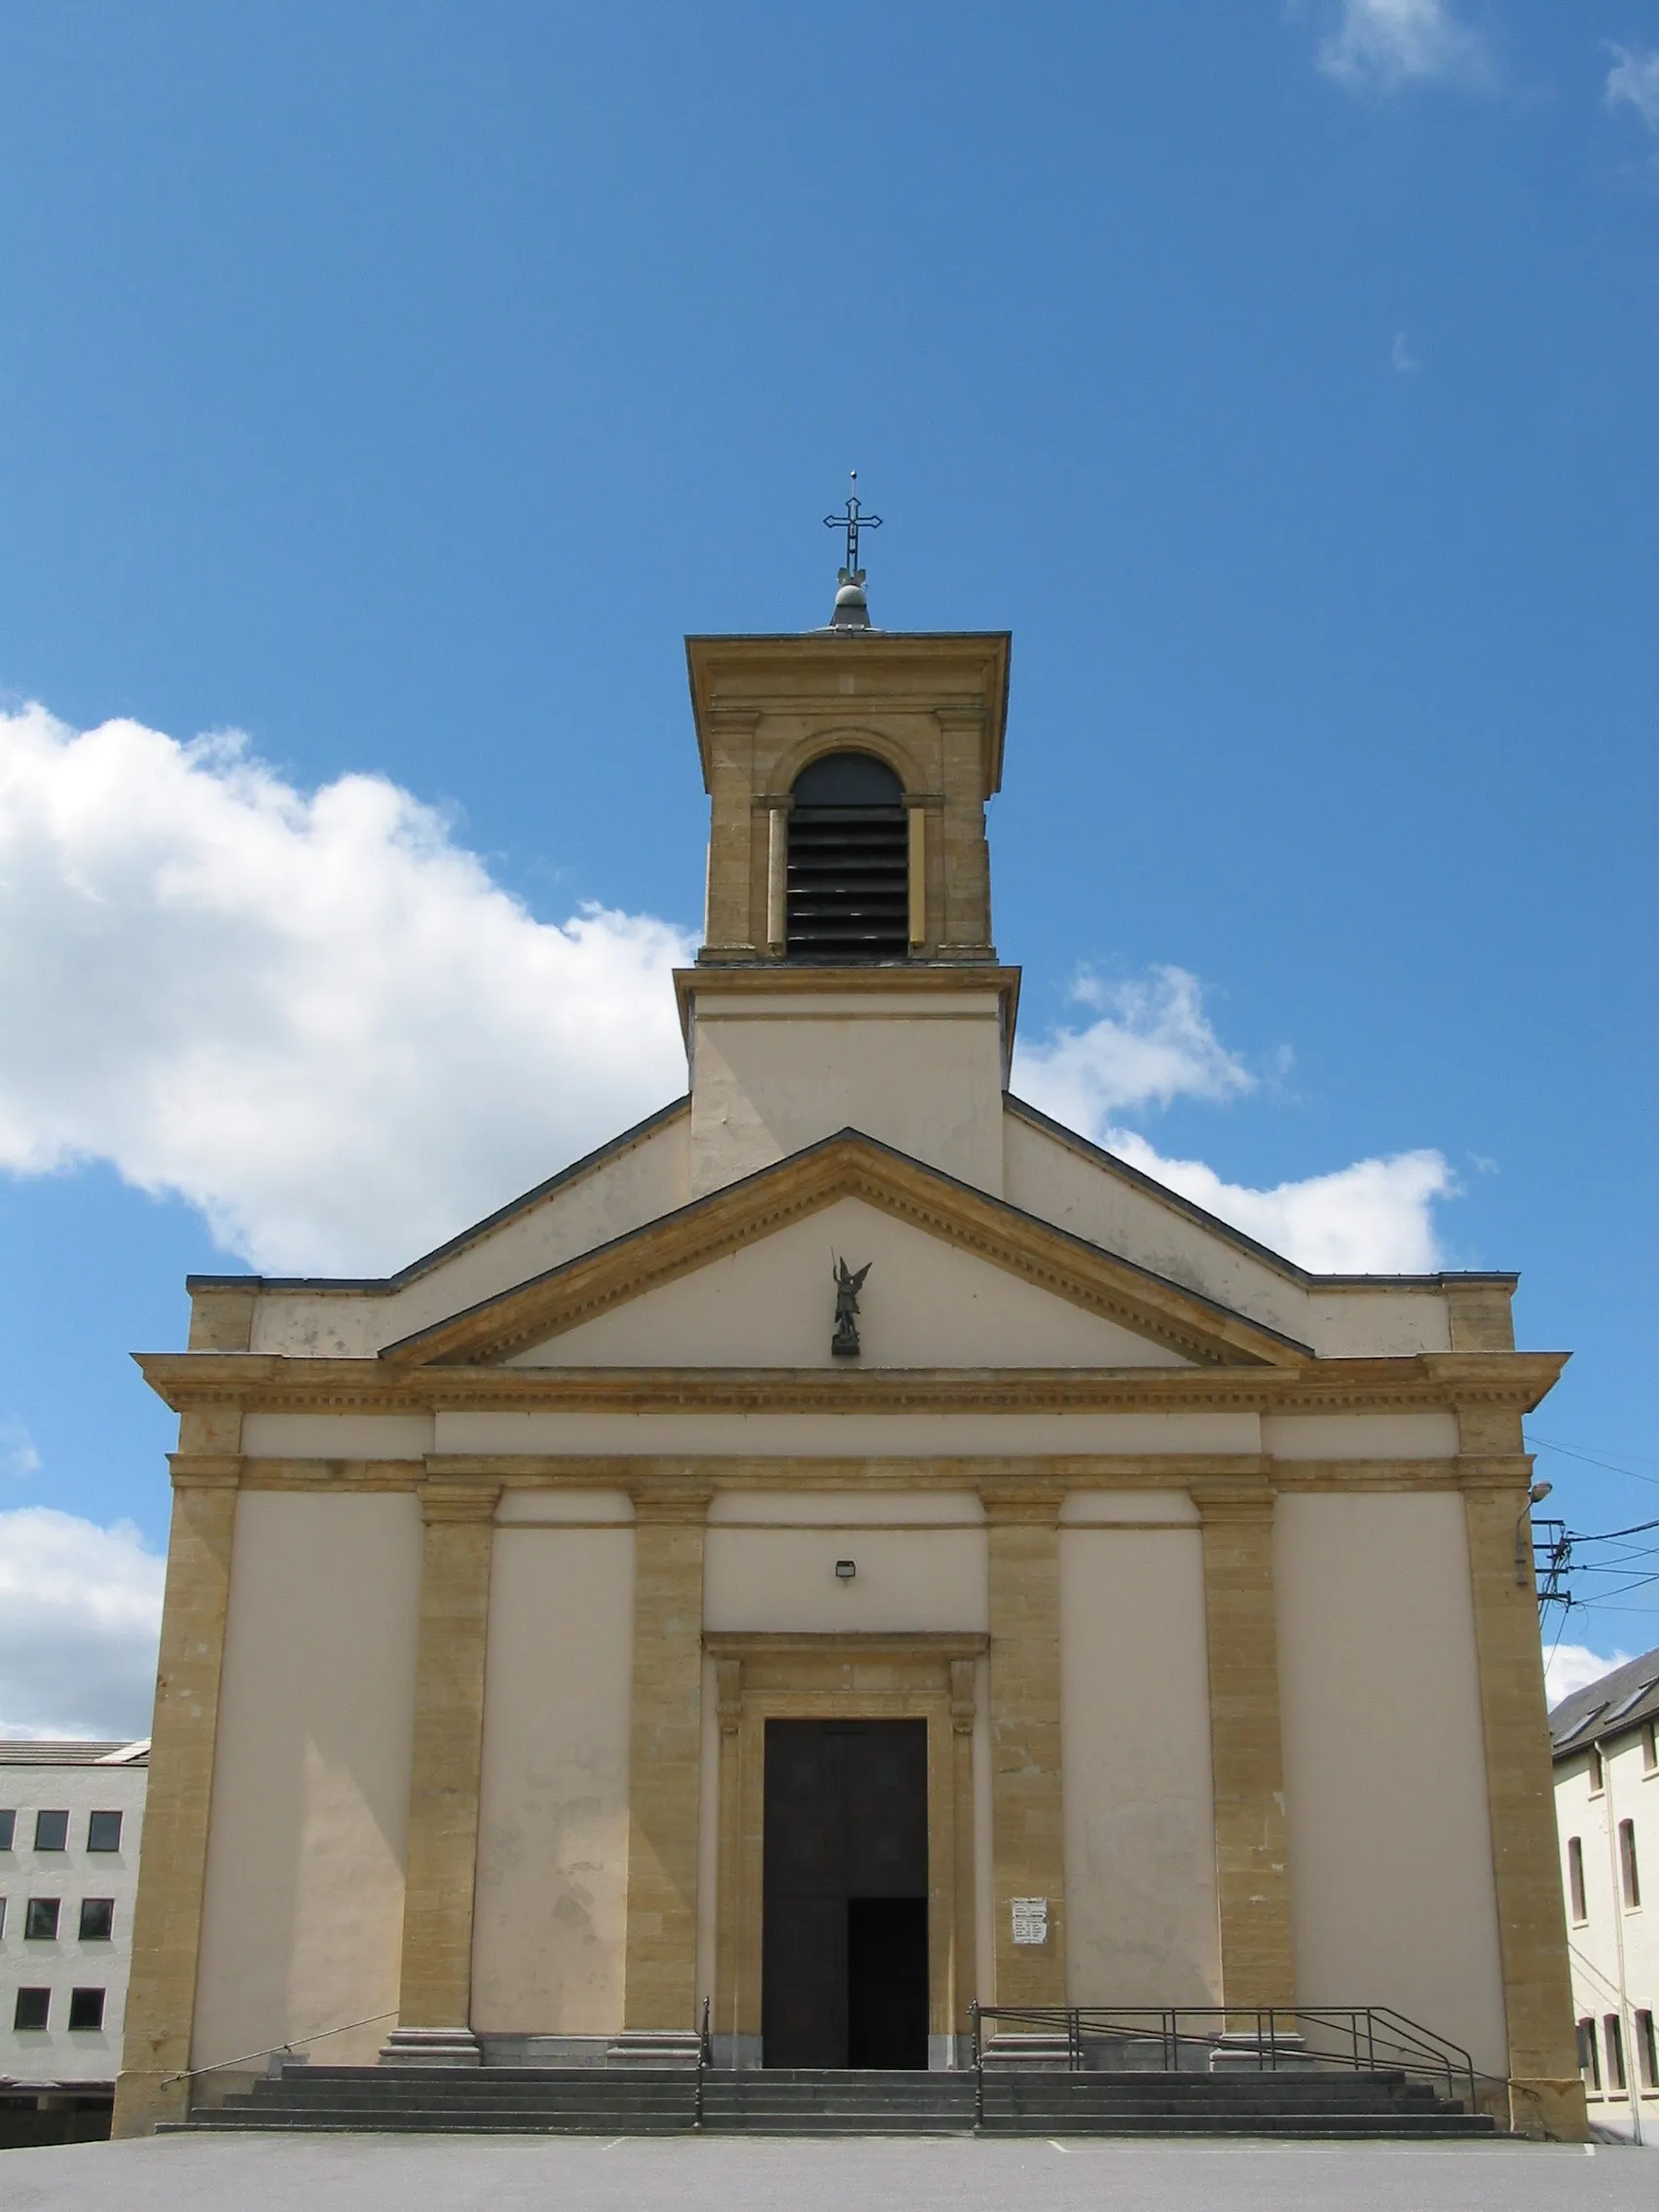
[824, 471, 882, 580]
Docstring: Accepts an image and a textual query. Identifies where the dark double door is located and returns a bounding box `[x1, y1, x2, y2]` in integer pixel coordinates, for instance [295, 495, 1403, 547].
[761, 1718, 930, 2070]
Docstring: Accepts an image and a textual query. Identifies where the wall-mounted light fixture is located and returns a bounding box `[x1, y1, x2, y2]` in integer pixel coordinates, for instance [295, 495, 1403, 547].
[834, 1560, 857, 1582]
[1515, 1480, 1553, 1587]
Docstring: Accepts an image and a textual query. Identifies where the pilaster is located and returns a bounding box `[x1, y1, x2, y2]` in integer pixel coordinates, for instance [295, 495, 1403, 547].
[1195, 1488, 1295, 2007]
[1460, 1410, 1587, 2140]
[981, 1487, 1065, 2006]
[622, 1486, 712, 2029]
[112, 1448, 241, 2136]
[394, 1478, 501, 2034]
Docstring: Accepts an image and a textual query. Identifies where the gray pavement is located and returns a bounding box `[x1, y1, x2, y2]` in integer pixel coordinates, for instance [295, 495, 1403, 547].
[2, 2131, 1654, 2212]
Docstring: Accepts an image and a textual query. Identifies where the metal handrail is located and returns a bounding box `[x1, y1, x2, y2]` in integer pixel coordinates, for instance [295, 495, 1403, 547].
[694, 1996, 712, 2129]
[970, 2004, 1478, 2111]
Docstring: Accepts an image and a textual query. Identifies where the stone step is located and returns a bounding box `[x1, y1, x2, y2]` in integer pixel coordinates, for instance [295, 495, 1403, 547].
[180, 2063, 1495, 2140]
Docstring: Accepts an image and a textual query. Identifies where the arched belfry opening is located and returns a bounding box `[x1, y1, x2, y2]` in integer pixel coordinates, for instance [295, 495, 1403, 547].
[786, 751, 908, 961]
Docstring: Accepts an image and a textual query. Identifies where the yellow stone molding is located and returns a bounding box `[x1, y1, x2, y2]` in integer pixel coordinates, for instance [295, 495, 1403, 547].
[186, 1284, 256, 1352]
[1462, 1482, 1587, 2139]
[702, 1631, 985, 2050]
[112, 1475, 240, 2137]
[622, 1488, 712, 2030]
[394, 1479, 501, 2033]
[1193, 1488, 1296, 2009]
[1445, 1279, 1516, 1352]
[981, 1487, 1066, 2007]
[135, 1348, 1569, 1420]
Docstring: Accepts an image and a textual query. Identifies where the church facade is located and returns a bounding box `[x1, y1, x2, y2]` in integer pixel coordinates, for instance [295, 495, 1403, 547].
[114, 597, 1584, 2137]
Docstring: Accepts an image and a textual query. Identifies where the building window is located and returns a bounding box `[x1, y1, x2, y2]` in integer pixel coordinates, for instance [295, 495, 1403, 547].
[1643, 1720, 1657, 1774]
[1567, 1835, 1587, 1922]
[1578, 2017, 1602, 2091]
[0, 1809, 14, 1850]
[67, 1987, 106, 2032]
[86, 1811, 123, 1853]
[1588, 1745, 1605, 1794]
[1619, 1820, 1641, 1908]
[0, 1896, 6, 1936]
[1638, 2010, 1658, 2092]
[786, 752, 909, 961]
[14, 1987, 50, 2031]
[1604, 2014, 1627, 2095]
[79, 1898, 115, 1941]
[34, 1809, 68, 1851]
[24, 1896, 61, 1940]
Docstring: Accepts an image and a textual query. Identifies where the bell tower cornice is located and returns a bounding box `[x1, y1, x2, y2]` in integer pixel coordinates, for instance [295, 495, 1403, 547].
[685, 630, 1012, 970]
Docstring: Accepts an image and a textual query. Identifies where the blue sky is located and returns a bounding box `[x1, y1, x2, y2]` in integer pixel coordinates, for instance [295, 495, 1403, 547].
[0, 2, 1654, 1729]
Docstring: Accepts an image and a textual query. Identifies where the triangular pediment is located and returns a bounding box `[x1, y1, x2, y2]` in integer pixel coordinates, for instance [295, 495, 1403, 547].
[381, 1130, 1309, 1370]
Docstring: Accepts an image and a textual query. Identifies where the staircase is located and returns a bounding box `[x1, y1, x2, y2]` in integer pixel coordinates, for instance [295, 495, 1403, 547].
[180, 2062, 1497, 2137]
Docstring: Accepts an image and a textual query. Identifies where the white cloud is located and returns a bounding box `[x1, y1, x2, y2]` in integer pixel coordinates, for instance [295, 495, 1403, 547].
[1319, 0, 1492, 93]
[1391, 331, 1419, 375]
[1014, 966, 1255, 1134]
[1545, 1641, 1636, 1710]
[0, 1508, 165, 1739]
[0, 1419, 40, 1480]
[1014, 965, 1456, 1272]
[0, 704, 694, 1273]
[1605, 45, 1659, 133]
[0, 702, 1459, 1284]
[1104, 1128, 1456, 1273]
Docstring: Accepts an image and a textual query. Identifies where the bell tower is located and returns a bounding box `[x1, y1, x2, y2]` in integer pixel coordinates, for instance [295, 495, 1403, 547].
[677, 553, 1020, 1200]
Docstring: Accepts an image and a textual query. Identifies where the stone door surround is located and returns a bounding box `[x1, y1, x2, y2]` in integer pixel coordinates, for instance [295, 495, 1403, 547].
[705, 1631, 985, 2061]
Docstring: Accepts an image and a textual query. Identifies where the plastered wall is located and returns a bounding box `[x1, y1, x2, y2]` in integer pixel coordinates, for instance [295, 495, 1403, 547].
[1274, 1492, 1507, 2075]
[192, 1493, 422, 2070]
[510, 1198, 1188, 1371]
[470, 1499, 636, 2036]
[689, 997, 1007, 1198]
[1060, 1505, 1222, 2005]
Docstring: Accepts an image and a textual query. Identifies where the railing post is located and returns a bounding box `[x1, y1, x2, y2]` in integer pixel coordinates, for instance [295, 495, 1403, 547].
[970, 2003, 983, 2128]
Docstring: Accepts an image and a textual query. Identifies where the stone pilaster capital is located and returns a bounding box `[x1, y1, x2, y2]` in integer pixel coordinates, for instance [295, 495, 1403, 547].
[1189, 1484, 1276, 1523]
[1457, 1456, 1537, 1493]
[977, 1484, 1064, 1525]
[629, 1484, 714, 1525]
[417, 1477, 502, 1525]
[166, 1453, 243, 1490]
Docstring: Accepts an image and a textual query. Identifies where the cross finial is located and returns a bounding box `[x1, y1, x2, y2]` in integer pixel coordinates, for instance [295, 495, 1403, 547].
[824, 470, 882, 584]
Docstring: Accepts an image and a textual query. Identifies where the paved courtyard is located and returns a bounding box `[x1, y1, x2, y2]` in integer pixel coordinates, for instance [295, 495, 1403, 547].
[2, 2131, 1653, 2212]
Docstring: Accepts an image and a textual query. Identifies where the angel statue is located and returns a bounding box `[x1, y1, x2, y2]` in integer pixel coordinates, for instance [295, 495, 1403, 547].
[830, 1257, 871, 1359]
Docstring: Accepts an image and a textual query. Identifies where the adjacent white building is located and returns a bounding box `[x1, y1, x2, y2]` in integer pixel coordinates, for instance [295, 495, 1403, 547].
[0, 1741, 149, 2116]
[1552, 1650, 1659, 2145]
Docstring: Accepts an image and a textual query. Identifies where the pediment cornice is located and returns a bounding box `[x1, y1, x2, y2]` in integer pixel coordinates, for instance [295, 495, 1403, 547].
[367, 1129, 1309, 1372]
[134, 1348, 1570, 1421]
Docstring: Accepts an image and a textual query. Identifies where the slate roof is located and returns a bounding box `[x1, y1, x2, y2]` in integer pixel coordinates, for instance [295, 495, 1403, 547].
[1549, 1644, 1659, 1759]
[0, 1739, 149, 1766]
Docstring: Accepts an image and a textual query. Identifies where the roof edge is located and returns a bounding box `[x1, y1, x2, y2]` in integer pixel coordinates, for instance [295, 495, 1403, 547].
[185, 1095, 692, 1297]
[1004, 1092, 1517, 1293]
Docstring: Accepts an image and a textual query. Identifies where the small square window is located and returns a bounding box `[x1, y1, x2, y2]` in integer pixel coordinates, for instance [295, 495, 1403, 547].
[14, 1987, 49, 2031]
[86, 1811, 122, 1853]
[0, 1809, 15, 1850]
[79, 1897, 114, 1941]
[34, 1809, 68, 1851]
[24, 1896, 61, 1940]
[67, 1987, 105, 2032]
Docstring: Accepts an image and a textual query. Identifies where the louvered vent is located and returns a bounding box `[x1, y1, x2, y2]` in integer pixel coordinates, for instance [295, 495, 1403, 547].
[787, 752, 908, 962]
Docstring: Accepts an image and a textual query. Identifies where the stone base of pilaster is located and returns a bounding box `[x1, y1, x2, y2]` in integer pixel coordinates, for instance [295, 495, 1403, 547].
[605, 2029, 704, 2069]
[378, 2026, 482, 2068]
[1507, 2076, 1590, 2141]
